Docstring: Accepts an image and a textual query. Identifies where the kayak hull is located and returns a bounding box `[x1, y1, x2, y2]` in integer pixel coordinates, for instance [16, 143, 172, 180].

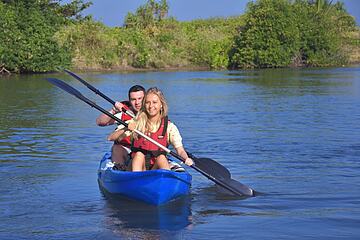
[98, 153, 192, 205]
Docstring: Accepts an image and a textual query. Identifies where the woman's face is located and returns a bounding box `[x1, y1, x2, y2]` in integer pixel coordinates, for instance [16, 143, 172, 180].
[145, 93, 162, 118]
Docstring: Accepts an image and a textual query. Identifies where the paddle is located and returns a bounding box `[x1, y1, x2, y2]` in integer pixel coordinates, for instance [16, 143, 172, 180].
[47, 78, 254, 197]
[64, 69, 135, 118]
[65, 69, 232, 179]
[190, 154, 231, 179]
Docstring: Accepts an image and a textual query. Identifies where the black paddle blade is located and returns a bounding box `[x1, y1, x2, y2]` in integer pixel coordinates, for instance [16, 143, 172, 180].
[64, 69, 81, 80]
[64, 69, 116, 106]
[187, 152, 254, 197]
[47, 77, 255, 197]
[47, 77, 125, 125]
[190, 164, 254, 197]
[64, 70, 95, 92]
[216, 178, 254, 197]
[193, 157, 231, 179]
[47, 78, 84, 98]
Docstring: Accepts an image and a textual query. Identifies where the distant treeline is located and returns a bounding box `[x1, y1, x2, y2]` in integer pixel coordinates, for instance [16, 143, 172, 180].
[0, 0, 359, 73]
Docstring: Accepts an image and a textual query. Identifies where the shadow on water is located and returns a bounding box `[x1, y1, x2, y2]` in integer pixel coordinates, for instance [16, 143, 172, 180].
[98, 183, 193, 232]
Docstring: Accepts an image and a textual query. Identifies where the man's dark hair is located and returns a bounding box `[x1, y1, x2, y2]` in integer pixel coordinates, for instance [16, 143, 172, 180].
[128, 85, 145, 99]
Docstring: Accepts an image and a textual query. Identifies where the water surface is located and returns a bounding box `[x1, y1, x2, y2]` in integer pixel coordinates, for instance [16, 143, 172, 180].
[1, 67, 359, 239]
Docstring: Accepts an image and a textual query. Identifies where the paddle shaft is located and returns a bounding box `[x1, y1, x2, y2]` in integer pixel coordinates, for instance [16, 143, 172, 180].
[47, 78, 254, 196]
[86, 97, 246, 196]
[48, 78, 251, 196]
[64, 69, 135, 118]
[64, 70, 232, 178]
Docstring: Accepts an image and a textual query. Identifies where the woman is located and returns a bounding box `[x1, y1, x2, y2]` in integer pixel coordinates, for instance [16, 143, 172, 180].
[108, 87, 193, 171]
[99, 85, 145, 170]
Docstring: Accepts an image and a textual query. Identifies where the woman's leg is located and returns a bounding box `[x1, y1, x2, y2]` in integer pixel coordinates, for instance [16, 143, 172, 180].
[152, 154, 170, 170]
[131, 152, 146, 171]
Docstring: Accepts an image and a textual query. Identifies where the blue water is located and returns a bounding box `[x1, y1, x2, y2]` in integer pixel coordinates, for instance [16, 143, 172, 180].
[0, 67, 359, 239]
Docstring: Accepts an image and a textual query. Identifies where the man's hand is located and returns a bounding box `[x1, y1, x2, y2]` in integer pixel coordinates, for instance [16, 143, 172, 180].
[114, 102, 124, 113]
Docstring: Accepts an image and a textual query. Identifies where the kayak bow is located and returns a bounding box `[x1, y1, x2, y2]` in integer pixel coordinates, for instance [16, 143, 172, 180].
[98, 153, 192, 205]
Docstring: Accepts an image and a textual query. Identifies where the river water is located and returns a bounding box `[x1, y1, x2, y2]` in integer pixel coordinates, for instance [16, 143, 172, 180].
[1, 67, 359, 239]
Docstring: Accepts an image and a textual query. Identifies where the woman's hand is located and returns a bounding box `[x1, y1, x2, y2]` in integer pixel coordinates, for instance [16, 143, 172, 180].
[127, 120, 136, 131]
[174, 146, 193, 166]
[184, 157, 193, 166]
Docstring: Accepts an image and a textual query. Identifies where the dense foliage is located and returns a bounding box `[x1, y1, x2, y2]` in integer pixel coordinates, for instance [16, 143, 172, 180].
[1, 0, 358, 73]
[55, 0, 245, 70]
[0, 0, 91, 73]
[230, 0, 300, 68]
[230, 0, 358, 68]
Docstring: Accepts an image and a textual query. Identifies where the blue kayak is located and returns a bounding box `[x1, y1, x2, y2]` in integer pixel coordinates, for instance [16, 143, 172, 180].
[97, 152, 192, 205]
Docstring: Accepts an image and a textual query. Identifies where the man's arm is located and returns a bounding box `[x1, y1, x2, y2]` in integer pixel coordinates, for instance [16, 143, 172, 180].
[96, 101, 126, 126]
[96, 107, 117, 126]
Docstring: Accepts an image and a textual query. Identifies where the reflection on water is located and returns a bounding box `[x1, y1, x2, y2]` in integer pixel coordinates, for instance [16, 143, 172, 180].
[99, 184, 192, 239]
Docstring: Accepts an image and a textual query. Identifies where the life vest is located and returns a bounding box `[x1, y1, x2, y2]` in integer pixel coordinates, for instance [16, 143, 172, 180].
[131, 116, 169, 162]
[114, 101, 134, 148]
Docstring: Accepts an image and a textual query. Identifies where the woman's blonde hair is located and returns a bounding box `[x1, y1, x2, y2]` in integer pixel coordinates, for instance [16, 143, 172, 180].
[133, 87, 168, 139]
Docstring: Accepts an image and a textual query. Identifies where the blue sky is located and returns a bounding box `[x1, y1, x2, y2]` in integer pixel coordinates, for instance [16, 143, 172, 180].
[78, 0, 359, 27]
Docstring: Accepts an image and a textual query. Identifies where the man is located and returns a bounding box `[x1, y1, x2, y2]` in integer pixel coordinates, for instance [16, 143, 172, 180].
[96, 85, 145, 170]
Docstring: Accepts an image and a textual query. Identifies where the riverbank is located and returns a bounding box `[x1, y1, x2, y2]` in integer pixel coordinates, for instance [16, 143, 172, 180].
[1, 0, 359, 74]
[3, 63, 360, 76]
[66, 64, 211, 73]
[65, 61, 360, 74]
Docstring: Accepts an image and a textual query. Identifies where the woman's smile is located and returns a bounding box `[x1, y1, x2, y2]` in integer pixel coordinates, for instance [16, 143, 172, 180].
[145, 93, 161, 117]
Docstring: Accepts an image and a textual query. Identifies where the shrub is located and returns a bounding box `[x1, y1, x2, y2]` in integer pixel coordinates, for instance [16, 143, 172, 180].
[230, 0, 300, 68]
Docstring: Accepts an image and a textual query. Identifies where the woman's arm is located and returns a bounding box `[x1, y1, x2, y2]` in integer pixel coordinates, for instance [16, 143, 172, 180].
[108, 119, 135, 141]
[168, 123, 193, 166]
[175, 146, 193, 166]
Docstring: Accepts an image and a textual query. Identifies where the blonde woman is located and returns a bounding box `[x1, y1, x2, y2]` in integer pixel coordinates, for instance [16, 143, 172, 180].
[98, 85, 145, 170]
[108, 87, 193, 171]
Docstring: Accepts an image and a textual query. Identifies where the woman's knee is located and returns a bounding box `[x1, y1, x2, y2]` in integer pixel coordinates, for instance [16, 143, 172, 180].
[155, 155, 170, 170]
[132, 152, 145, 171]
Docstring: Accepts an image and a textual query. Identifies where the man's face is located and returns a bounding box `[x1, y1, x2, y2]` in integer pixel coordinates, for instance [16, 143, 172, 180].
[129, 91, 144, 112]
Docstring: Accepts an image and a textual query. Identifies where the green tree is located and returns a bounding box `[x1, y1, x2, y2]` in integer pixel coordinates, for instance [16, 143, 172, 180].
[124, 0, 169, 29]
[230, 0, 300, 68]
[312, 0, 334, 14]
[1, 0, 91, 20]
[294, 0, 355, 66]
[230, 0, 356, 68]
[49, 0, 358, 71]
[0, 0, 91, 73]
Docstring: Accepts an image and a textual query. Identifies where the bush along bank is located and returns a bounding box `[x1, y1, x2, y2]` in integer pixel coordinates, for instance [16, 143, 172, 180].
[1, 0, 359, 73]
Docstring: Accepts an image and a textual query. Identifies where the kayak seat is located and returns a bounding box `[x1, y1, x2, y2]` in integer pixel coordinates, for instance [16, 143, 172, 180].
[169, 161, 185, 172]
